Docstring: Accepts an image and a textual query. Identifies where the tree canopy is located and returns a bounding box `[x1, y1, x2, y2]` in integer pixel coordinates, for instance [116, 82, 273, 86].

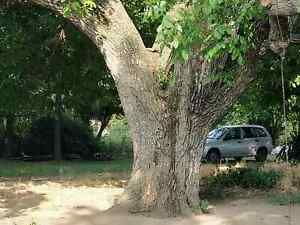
[0, 4, 121, 125]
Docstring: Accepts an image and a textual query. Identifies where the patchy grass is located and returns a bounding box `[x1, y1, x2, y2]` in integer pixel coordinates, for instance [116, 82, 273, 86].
[199, 161, 300, 202]
[0, 159, 132, 178]
[199, 166, 282, 199]
[2, 159, 300, 197]
[267, 192, 300, 205]
[264, 162, 300, 192]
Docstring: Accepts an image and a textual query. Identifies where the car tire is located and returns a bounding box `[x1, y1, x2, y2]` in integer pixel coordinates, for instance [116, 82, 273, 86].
[255, 148, 267, 162]
[207, 149, 221, 163]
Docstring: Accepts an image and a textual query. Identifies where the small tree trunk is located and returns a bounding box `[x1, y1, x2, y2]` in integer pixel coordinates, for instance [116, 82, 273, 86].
[54, 93, 62, 161]
[96, 115, 111, 139]
[3, 115, 15, 159]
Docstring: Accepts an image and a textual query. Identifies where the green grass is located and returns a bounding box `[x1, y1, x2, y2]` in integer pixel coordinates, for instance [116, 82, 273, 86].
[267, 192, 300, 205]
[199, 167, 282, 199]
[0, 159, 132, 178]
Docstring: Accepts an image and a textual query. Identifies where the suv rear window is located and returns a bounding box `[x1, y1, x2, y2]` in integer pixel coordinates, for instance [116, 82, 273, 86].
[242, 127, 267, 138]
[242, 127, 255, 138]
[252, 127, 267, 137]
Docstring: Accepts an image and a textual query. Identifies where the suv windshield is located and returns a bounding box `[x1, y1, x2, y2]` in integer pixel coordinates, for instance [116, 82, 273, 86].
[208, 128, 228, 139]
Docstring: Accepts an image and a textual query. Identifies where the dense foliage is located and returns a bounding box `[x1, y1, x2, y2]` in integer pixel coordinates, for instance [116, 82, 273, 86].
[200, 167, 282, 199]
[146, 0, 265, 63]
[59, 0, 265, 63]
[290, 135, 300, 160]
[21, 116, 107, 159]
[0, 4, 121, 127]
[0, 4, 124, 159]
[100, 116, 133, 159]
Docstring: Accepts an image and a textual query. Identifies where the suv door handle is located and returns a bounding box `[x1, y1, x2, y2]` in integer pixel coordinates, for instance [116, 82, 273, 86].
[254, 139, 259, 142]
[237, 141, 243, 143]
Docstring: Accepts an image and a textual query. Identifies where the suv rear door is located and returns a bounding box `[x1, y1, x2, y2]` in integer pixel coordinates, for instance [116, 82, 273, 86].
[220, 127, 243, 157]
[251, 127, 271, 151]
[241, 127, 258, 156]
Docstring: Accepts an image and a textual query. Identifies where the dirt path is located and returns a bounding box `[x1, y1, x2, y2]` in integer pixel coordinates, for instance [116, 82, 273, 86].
[1, 181, 299, 225]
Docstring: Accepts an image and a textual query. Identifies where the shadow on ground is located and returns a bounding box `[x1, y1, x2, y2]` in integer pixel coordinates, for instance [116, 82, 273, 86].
[0, 184, 47, 218]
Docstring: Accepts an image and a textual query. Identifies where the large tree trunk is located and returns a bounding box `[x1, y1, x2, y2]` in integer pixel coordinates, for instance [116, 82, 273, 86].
[264, 0, 300, 15]
[124, 103, 204, 215]
[125, 56, 255, 215]
[125, 119, 204, 216]
[2, 0, 270, 215]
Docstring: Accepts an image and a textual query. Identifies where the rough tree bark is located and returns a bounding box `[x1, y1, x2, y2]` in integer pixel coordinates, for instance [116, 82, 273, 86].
[1, 0, 293, 215]
[260, 0, 300, 15]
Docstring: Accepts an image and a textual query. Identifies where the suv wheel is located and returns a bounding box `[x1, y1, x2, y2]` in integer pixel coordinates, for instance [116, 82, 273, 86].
[255, 148, 267, 162]
[207, 149, 221, 163]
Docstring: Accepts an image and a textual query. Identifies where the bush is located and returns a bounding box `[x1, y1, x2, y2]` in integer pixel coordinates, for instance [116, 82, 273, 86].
[289, 135, 300, 160]
[0, 137, 4, 158]
[0, 135, 22, 158]
[21, 116, 111, 160]
[101, 117, 132, 159]
[200, 167, 282, 199]
[267, 192, 300, 205]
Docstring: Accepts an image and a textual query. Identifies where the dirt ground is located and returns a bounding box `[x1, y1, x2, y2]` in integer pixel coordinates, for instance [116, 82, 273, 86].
[1, 179, 299, 225]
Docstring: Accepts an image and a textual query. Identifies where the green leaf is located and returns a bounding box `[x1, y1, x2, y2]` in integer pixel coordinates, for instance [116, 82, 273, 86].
[181, 49, 189, 61]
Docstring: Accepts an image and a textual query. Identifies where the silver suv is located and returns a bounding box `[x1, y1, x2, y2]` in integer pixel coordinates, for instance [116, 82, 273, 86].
[203, 125, 273, 162]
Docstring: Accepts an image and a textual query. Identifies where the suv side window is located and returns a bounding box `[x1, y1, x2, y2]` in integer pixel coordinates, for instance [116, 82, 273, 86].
[242, 127, 255, 139]
[252, 127, 267, 137]
[223, 128, 241, 141]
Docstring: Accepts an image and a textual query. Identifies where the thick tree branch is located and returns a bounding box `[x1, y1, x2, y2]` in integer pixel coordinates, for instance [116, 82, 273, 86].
[1, 0, 160, 81]
[260, 0, 300, 15]
[191, 66, 256, 130]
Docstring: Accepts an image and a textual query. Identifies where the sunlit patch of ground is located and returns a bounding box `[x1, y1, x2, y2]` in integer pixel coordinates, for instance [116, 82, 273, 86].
[1, 162, 300, 225]
[0, 180, 123, 225]
[0, 178, 299, 225]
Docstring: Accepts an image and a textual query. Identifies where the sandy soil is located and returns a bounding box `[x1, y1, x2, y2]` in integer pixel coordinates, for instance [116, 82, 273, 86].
[0, 180, 299, 225]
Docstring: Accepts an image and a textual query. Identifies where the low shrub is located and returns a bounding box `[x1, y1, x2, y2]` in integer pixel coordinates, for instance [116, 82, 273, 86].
[199, 199, 210, 214]
[101, 117, 132, 159]
[0, 135, 22, 158]
[263, 163, 300, 192]
[267, 192, 300, 205]
[21, 116, 111, 160]
[192, 199, 211, 214]
[200, 167, 282, 199]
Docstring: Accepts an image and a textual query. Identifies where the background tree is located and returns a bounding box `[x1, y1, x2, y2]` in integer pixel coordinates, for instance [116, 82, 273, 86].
[0, 4, 121, 158]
